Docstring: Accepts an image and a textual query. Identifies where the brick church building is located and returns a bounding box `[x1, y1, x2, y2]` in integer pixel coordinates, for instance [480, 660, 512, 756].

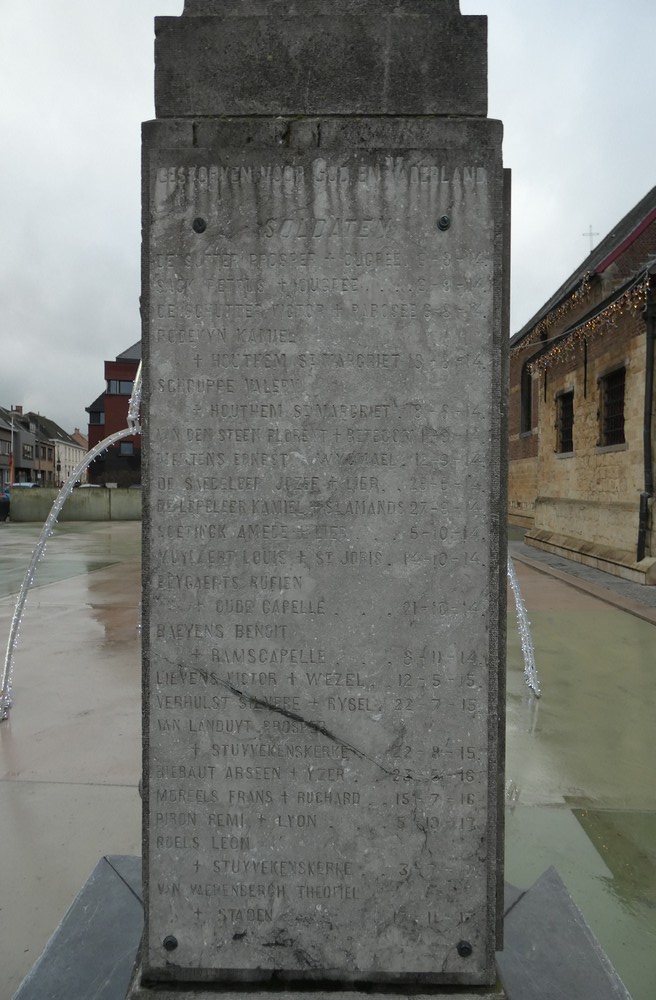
[508, 186, 656, 584]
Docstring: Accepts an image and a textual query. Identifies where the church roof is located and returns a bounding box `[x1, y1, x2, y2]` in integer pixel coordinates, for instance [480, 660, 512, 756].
[511, 185, 656, 347]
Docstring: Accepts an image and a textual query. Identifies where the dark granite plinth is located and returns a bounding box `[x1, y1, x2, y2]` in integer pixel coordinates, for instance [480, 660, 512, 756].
[127, 986, 504, 1000]
[497, 867, 632, 1000]
[13, 857, 143, 1000]
[14, 859, 631, 1000]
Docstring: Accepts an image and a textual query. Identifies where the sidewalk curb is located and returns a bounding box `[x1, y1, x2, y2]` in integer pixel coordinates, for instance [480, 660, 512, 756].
[510, 549, 656, 627]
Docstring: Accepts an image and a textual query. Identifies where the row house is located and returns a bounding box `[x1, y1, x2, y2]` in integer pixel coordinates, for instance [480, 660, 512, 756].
[24, 413, 88, 487]
[0, 406, 54, 486]
[0, 406, 88, 488]
[0, 411, 12, 489]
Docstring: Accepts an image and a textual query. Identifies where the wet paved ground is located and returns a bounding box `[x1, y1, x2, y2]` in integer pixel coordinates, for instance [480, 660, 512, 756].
[508, 533, 656, 1000]
[0, 521, 654, 998]
[0, 523, 142, 998]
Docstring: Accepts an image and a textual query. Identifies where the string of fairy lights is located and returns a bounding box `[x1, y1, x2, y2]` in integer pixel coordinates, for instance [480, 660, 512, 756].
[528, 274, 648, 374]
[510, 273, 593, 357]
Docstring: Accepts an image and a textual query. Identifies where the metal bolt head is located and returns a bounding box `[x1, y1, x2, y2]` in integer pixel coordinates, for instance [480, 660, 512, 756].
[192, 217, 207, 233]
[438, 215, 451, 231]
[163, 935, 178, 952]
[457, 939, 473, 958]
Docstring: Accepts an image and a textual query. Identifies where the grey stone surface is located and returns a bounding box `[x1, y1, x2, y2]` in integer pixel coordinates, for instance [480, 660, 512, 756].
[128, 984, 505, 1000]
[13, 857, 143, 1000]
[141, 114, 507, 986]
[497, 867, 632, 1000]
[183, 1, 461, 14]
[141, 0, 506, 990]
[154, 4, 487, 117]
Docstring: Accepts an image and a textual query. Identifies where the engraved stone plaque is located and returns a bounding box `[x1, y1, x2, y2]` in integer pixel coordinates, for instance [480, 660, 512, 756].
[142, 118, 507, 987]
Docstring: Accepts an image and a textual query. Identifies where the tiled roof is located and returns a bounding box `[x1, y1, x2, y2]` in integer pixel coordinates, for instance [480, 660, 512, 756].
[24, 412, 78, 446]
[85, 393, 105, 413]
[511, 185, 656, 347]
[116, 342, 141, 361]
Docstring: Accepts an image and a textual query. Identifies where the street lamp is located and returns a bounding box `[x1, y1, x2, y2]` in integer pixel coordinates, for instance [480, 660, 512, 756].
[9, 415, 15, 485]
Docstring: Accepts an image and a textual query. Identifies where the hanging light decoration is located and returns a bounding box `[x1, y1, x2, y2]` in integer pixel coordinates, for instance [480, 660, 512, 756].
[528, 274, 648, 375]
[510, 273, 593, 360]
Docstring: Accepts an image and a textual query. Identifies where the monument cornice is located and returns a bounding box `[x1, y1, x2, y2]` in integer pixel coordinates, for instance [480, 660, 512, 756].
[155, 2, 487, 118]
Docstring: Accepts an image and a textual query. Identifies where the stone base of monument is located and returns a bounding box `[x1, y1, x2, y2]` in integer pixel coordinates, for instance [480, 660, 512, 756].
[125, 982, 504, 1000]
[13, 857, 631, 1000]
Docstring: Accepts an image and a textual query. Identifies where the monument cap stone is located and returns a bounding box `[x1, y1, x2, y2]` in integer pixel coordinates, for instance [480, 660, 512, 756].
[182, 1, 461, 13]
[155, 0, 487, 117]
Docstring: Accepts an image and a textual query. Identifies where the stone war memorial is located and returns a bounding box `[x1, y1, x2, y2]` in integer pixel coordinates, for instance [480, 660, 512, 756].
[7, 5, 641, 999]
[133, 0, 509, 996]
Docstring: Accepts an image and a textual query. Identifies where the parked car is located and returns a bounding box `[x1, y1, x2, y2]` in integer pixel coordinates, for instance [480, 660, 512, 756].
[1, 483, 41, 520]
[0, 487, 9, 521]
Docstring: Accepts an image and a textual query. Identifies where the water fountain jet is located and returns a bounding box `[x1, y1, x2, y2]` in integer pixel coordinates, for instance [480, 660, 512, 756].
[0, 365, 142, 721]
[508, 555, 542, 698]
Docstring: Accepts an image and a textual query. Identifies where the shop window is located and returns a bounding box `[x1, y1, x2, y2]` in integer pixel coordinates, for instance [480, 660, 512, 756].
[598, 367, 626, 446]
[556, 390, 574, 453]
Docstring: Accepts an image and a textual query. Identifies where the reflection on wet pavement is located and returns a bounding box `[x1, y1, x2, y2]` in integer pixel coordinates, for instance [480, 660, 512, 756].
[0, 522, 142, 997]
[0, 521, 138, 598]
[507, 562, 656, 1000]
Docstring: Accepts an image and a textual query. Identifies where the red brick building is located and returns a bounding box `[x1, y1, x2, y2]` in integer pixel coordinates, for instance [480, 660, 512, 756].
[509, 186, 656, 583]
[86, 342, 141, 486]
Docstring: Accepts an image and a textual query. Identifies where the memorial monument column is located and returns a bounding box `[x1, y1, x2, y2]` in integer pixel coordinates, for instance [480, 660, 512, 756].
[132, 1, 509, 995]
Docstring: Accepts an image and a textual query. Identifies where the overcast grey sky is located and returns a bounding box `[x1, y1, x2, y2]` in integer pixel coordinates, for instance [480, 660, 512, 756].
[1, 1, 655, 432]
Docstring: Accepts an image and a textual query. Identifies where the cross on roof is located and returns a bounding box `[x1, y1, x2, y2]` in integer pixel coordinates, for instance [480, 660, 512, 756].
[583, 225, 600, 253]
